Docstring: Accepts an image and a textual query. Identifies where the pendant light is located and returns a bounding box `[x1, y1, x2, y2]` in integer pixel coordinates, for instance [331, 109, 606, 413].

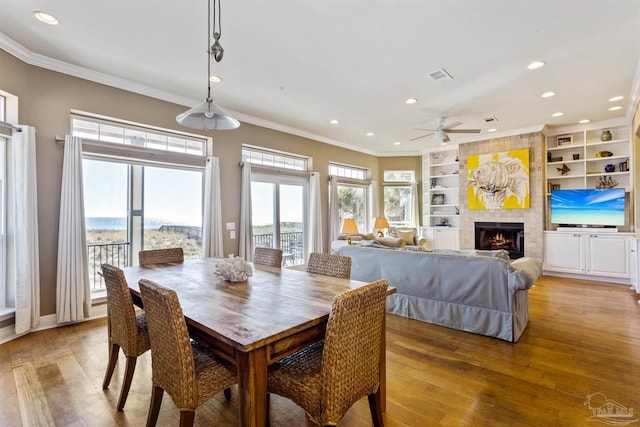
[176, 0, 239, 131]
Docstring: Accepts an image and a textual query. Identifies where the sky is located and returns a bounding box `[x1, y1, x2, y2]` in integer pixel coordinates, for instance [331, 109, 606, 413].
[83, 159, 203, 226]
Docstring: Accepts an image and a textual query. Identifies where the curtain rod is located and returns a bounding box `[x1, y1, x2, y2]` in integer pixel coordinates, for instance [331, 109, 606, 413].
[0, 121, 22, 132]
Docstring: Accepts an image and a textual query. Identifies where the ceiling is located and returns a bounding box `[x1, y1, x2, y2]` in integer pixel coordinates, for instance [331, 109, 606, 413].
[1, 0, 640, 156]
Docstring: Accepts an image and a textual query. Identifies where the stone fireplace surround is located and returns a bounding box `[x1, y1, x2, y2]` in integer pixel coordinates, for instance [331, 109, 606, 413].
[457, 132, 545, 261]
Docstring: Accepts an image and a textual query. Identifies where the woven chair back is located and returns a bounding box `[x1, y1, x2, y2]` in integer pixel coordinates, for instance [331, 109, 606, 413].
[101, 264, 139, 352]
[138, 247, 184, 266]
[306, 252, 352, 279]
[139, 279, 198, 409]
[253, 247, 283, 267]
[320, 279, 388, 422]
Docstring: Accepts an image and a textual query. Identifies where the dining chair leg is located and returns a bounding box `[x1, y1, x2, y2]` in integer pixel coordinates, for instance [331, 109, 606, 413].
[116, 355, 137, 411]
[223, 387, 232, 400]
[179, 410, 196, 427]
[146, 385, 164, 427]
[102, 342, 120, 389]
[368, 391, 384, 427]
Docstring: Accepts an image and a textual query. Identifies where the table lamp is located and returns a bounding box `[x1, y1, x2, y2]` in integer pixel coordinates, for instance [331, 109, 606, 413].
[374, 217, 390, 237]
[341, 218, 359, 245]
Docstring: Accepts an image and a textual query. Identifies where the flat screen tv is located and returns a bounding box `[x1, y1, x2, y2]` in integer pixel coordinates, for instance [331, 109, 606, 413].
[550, 188, 625, 227]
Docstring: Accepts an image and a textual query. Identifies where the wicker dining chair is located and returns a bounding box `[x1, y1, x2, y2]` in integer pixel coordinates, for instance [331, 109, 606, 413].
[100, 263, 151, 411]
[253, 247, 283, 267]
[267, 279, 389, 427]
[138, 247, 184, 266]
[139, 279, 237, 427]
[306, 252, 352, 279]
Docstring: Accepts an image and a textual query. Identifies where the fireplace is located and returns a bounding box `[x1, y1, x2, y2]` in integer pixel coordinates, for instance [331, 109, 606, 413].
[474, 222, 524, 259]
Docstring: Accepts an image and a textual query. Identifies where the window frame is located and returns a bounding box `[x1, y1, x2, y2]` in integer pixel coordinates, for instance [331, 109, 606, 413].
[329, 162, 372, 234]
[383, 170, 416, 227]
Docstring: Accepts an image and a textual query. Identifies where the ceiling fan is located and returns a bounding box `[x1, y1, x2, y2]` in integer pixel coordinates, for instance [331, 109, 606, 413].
[411, 117, 481, 144]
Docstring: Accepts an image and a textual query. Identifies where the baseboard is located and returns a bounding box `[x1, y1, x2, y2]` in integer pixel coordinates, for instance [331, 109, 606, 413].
[0, 304, 108, 345]
[543, 270, 631, 285]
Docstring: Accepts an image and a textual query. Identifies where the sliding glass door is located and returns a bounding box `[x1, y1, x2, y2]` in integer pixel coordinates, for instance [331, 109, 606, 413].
[251, 174, 306, 266]
[83, 158, 203, 291]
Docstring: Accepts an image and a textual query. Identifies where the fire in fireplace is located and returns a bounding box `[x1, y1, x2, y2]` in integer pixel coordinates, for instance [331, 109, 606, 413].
[474, 222, 524, 259]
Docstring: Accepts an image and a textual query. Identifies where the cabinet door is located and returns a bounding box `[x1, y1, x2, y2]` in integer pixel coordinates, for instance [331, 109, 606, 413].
[586, 234, 629, 278]
[434, 228, 459, 250]
[544, 233, 584, 273]
[422, 228, 435, 251]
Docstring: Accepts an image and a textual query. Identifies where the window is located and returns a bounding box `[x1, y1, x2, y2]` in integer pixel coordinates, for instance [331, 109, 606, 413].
[243, 146, 308, 171]
[244, 147, 309, 267]
[75, 115, 208, 293]
[330, 163, 370, 234]
[383, 170, 415, 227]
[0, 135, 6, 311]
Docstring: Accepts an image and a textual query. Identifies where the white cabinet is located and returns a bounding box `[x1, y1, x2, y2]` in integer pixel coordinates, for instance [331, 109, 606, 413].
[544, 231, 631, 280]
[422, 227, 459, 251]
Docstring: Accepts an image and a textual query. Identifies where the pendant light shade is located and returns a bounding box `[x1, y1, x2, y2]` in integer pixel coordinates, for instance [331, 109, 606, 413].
[176, 0, 239, 131]
[176, 97, 240, 130]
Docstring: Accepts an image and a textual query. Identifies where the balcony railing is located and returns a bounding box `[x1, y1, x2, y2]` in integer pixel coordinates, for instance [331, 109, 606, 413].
[86, 232, 304, 292]
[87, 242, 130, 292]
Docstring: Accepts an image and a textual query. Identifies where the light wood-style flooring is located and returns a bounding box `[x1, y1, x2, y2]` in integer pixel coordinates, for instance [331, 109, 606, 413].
[2, 275, 640, 426]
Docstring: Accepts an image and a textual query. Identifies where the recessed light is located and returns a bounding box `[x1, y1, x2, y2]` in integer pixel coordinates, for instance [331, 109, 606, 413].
[552, 112, 564, 117]
[609, 96, 624, 102]
[34, 11, 59, 25]
[209, 75, 222, 83]
[394, 141, 401, 146]
[405, 98, 417, 104]
[541, 91, 555, 98]
[608, 106, 622, 111]
[330, 119, 340, 125]
[366, 132, 374, 136]
[578, 119, 591, 124]
[527, 60, 545, 70]
[487, 128, 497, 132]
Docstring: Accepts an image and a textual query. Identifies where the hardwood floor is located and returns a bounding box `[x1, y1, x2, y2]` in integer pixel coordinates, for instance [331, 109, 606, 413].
[2, 275, 640, 426]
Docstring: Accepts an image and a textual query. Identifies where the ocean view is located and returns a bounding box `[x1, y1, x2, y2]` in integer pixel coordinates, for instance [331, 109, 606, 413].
[86, 217, 197, 231]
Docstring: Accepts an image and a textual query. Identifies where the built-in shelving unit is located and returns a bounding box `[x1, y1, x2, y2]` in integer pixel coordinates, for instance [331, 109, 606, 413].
[546, 123, 631, 194]
[422, 147, 460, 250]
[422, 147, 460, 228]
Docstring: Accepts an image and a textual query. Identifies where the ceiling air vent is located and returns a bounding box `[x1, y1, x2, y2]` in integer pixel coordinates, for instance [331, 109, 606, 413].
[484, 116, 499, 123]
[428, 68, 453, 82]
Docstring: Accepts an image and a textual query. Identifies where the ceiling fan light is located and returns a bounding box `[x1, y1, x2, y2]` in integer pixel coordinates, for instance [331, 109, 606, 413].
[176, 98, 240, 130]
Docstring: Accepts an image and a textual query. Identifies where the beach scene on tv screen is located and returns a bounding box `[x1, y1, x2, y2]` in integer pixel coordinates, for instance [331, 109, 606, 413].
[550, 189, 625, 226]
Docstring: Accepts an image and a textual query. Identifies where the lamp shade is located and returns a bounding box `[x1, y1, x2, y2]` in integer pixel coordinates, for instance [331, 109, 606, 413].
[374, 217, 389, 229]
[176, 98, 240, 131]
[341, 218, 359, 234]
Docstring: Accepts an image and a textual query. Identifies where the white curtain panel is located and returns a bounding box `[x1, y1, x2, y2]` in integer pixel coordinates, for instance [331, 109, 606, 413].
[8, 126, 41, 334]
[56, 136, 90, 323]
[328, 177, 339, 243]
[239, 162, 253, 260]
[306, 172, 324, 254]
[411, 181, 420, 228]
[369, 179, 379, 233]
[202, 157, 224, 257]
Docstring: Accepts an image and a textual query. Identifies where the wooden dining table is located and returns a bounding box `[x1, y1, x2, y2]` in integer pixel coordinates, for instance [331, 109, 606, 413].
[123, 257, 394, 427]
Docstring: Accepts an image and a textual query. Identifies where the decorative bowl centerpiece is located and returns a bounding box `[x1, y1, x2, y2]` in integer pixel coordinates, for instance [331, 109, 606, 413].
[215, 255, 254, 282]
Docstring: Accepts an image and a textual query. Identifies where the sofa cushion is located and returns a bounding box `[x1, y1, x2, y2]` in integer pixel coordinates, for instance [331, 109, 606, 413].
[375, 237, 405, 248]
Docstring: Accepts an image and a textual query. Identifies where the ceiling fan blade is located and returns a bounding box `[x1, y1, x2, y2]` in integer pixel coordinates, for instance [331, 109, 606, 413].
[443, 121, 463, 130]
[413, 127, 436, 132]
[446, 128, 481, 134]
[409, 133, 432, 142]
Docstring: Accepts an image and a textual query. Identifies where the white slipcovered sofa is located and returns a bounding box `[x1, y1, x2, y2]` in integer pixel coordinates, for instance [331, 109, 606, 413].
[336, 245, 542, 342]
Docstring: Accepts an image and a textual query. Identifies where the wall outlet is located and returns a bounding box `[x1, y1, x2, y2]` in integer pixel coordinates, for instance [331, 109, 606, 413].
[230, 230, 236, 240]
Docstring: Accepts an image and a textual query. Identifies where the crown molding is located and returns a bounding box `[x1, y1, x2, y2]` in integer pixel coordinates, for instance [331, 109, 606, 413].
[0, 33, 383, 156]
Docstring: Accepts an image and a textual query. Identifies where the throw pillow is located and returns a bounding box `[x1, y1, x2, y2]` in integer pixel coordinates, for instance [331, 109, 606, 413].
[396, 230, 416, 246]
[375, 237, 406, 248]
